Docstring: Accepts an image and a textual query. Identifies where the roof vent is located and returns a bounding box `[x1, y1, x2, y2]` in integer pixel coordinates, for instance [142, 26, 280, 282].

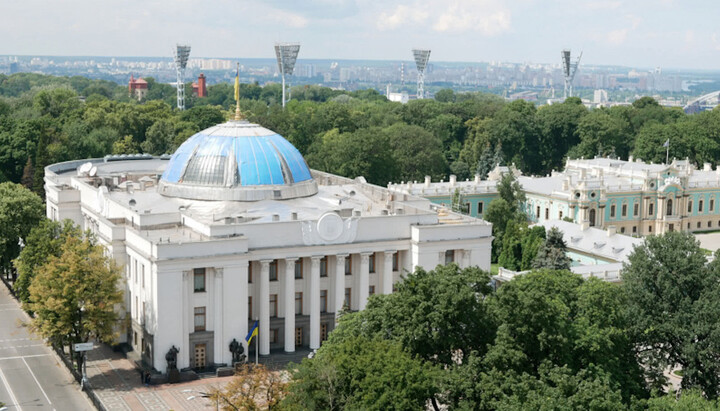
[272, 214, 280, 222]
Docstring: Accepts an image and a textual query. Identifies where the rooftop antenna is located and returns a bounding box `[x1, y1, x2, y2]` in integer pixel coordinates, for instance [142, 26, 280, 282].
[561, 49, 582, 99]
[412, 49, 431, 99]
[174, 44, 191, 110]
[274, 43, 301, 108]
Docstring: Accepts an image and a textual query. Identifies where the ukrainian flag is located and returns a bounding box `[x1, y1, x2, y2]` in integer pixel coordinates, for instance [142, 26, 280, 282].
[246, 320, 258, 345]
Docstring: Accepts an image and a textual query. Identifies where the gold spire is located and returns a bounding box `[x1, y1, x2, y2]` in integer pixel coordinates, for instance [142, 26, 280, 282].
[234, 62, 244, 121]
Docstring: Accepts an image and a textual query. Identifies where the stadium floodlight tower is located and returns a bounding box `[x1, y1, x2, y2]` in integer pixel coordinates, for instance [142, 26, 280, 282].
[412, 49, 431, 99]
[274, 43, 301, 108]
[174, 44, 191, 110]
[561, 49, 582, 99]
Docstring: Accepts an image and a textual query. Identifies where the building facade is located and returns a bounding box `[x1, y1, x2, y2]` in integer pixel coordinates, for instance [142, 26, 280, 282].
[44, 120, 492, 373]
[390, 157, 720, 236]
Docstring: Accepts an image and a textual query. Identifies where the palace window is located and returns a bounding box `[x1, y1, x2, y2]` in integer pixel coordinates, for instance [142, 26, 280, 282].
[269, 260, 278, 281]
[320, 257, 328, 277]
[622, 204, 627, 217]
[478, 202, 484, 215]
[369, 253, 376, 273]
[369, 285, 375, 295]
[295, 260, 303, 279]
[320, 290, 328, 313]
[392, 253, 399, 271]
[194, 268, 206, 292]
[711, 199, 715, 212]
[536, 206, 541, 219]
[270, 294, 278, 317]
[445, 250, 455, 265]
[345, 255, 352, 275]
[344, 288, 351, 309]
[649, 203, 654, 217]
[666, 199, 673, 216]
[699, 200, 704, 213]
[194, 307, 206, 332]
[688, 201, 693, 213]
[545, 208, 549, 220]
[610, 205, 616, 218]
[295, 292, 303, 315]
[248, 262, 253, 283]
[633, 203, 639, 217]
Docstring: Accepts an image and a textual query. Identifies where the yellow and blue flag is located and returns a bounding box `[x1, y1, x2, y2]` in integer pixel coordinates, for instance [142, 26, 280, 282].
[246, 320, 258, 345]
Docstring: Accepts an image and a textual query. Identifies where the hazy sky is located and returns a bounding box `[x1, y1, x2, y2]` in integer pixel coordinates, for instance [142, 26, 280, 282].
[3, 0, 719, 69]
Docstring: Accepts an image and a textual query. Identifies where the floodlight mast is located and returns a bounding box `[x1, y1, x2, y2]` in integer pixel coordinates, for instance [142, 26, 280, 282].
[174, 44, 191, 110]
[561, 49, 582, 99]
[412, 49, 431, 99]
[275, 43, 301, 108]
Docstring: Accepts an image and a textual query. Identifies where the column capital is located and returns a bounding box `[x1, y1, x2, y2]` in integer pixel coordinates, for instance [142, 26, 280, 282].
[360, 253, 370, 263]
[182, 270, 191, 280]
[260, 259, 272, 266]
[284, 257, 299, 263]
[383, 251, 396, 261]
[215, 268, 224, 278]
[335, 253, 349, 260]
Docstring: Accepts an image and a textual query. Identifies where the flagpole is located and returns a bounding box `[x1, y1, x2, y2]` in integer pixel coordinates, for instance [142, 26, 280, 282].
[666, 145, 669, 165]
[255, 320, 259, 365]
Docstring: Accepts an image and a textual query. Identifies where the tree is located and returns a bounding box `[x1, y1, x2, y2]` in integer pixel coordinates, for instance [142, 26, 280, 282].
[568, 110, 632, 159]
[112, 135, 140, 155]
[28, 234, 123, 372]
[484, 172, 527, 262]
[283, 336, 440, 411]
[20, 157, 34, 189]
[14, 219, 82, 304]
[209, 364, 288, 410]
[0, 182, 44, 277]
[536, 99, 587, 173]
[532, 226, 571, 270]
[386, 123, 448, 182]
[141, 119, 176, 155]
[623, 231, 720, 398]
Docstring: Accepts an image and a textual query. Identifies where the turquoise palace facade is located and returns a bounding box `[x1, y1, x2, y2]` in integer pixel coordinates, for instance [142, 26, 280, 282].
[389, 157, 720, 236]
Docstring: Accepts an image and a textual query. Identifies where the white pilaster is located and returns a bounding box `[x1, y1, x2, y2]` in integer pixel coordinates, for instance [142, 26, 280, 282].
[259, 260, 271, 356]
[284, 258, 297, 353]
[214, 268, 224, 364]
[310, 256, 321, 350]
[334, 254, 347, 318]
[359, 253, 370, 310]
[462, 250, 471, 268]
[182, 270, 191, 369]
[224, 263, 248, 363]
[383, 252, 395, 294]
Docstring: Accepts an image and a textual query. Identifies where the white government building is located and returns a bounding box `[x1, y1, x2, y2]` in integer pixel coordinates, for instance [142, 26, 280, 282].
[44, 120, 492, 373]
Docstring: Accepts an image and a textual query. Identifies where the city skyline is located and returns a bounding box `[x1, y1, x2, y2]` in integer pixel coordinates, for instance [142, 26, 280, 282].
[3, 0, 720, 70]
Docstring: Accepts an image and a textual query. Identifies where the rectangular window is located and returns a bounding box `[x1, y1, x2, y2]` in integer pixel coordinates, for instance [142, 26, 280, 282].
[445, 250, 455, 265]
[536, 206, 540, 218]
[270, 294, 277, 317]
[688, 201, 693, 213]
[248, 296, 252, 320]
[320, 257, 328, 277]
[698, 221, 702, 228]
[392, 253, 399, 271]
[295, 327, 303, 346]
[711, 199, 715, 212]
[193, 268, 206, 292]
[345, 255, 352, 276]
[633, 226, 637, 234]
[270, 328, 278, 344]
[649, 203, 654, 216]
[545, 208, 549, 220]
[344, 288, 351, 309]
[620, 227, 625, 234]
[369, 285, 375, 295]
[634, 203, 639, 216]
[622, 204, 627, 217]
[295, 259, 303, 279]
[248, 262, 253, 283]
[610, 205, 616, 218]
[709, 221, 713, 228]
[649, 225, 653, 233]
[559, 210, 563, 219]
[320, 290, 328, 313]
[369, 253, 376, 273]
[141, 265, 145, 289]
[142, 302, 146, 324]
[699, 200, 704, 213]
[194, 307, 206, 332]
[478, 202, 484, 215]
[295, 292, 303, 315]
[269, 260, 278, 281]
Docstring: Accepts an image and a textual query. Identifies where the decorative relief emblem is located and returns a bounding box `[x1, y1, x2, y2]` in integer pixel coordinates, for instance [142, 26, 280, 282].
[664, 176, 681, 187]
[301, 212, 359, 245]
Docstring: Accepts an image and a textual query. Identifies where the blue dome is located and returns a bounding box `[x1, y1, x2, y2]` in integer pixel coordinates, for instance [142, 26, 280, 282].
[158, 121, 317, 201]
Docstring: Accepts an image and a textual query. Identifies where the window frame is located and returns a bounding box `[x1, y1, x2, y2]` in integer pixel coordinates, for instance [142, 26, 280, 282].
[194, 306, 206, 332]
[193, 268, 206, 293]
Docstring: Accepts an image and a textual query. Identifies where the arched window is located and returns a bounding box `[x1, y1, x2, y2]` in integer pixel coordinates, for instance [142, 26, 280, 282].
[666, 199, 673, 216]
[589, 209, 596, 227]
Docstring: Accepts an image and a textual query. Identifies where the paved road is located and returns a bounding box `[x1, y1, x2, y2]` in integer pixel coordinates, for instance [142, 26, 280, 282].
[0, 284, 93, 410]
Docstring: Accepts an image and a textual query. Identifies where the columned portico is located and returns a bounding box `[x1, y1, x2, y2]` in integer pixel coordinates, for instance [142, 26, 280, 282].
[334, 254, 348, 318]
[284, 258, 297, 353]
[383, 252, 395, 294]
[259, 260, 271, 356]
[310, 256, 321, 349]
[359, 253, 371, 310]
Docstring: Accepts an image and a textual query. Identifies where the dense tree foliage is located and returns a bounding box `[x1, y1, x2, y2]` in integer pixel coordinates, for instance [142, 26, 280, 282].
[532, 226, 572, 270]
[0, 182, 44, 276]
[623, 231, 720, 398]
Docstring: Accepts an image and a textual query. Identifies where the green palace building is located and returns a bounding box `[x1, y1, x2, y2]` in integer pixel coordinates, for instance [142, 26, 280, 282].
[389, 157, 720, 236]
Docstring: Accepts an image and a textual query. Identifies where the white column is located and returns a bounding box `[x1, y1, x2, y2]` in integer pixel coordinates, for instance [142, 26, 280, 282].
[383, 252, 395, 294]
[223, 263, 248, 364]
[182, 270, 192, 369]
[259, 260, 271, 356]
[214, 268, 224, 364]
[462, 250, 471, 269]
[439, 251, 446, 266]
[334, 254, 347, 318]
[284, 258, 297, 353]
[310, 256, 321, 350]
[359, 253, 370, 310]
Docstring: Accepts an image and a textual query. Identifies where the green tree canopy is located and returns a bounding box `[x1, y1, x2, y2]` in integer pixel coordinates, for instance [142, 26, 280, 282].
[0, 182, 44, 275]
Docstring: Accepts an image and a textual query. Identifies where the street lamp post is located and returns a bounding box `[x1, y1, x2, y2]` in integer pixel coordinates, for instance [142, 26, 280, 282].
[79, 304, 88, 390]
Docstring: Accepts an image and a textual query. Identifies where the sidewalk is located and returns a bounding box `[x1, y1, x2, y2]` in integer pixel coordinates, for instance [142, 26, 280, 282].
[84, 344, 234, 410]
